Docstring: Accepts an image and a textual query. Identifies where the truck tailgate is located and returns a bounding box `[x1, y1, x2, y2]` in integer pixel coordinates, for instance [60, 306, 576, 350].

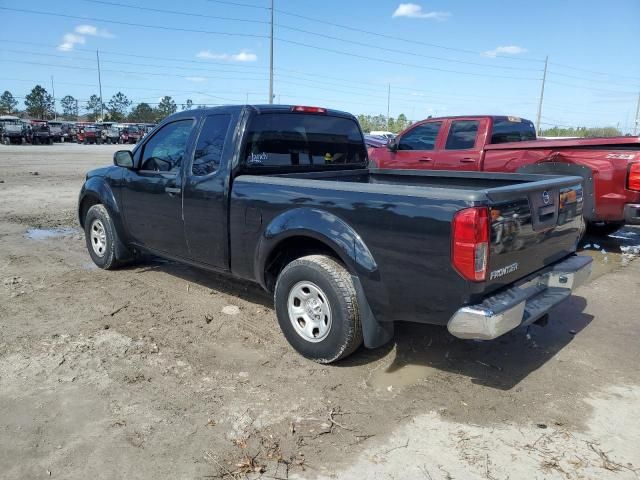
[479, 175, 584, 297]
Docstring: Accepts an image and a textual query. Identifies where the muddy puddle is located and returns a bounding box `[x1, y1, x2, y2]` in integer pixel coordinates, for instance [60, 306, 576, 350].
[25, 227, 78, 240]
[579, 226, 640, 281]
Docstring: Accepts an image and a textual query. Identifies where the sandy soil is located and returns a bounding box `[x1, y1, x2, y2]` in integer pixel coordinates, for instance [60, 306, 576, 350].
[1, 143, 639, 479]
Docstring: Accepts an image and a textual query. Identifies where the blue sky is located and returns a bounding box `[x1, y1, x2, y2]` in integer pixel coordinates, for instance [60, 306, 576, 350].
[1, 0, 639, 131]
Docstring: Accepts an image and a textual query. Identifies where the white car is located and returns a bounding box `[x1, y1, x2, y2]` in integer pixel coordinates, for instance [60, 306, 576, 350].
[369, 131, 396, 139]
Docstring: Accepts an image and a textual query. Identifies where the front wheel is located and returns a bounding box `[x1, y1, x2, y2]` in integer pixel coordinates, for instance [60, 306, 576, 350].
[274, 255, 363, 363]
[84, 204, 127, 270]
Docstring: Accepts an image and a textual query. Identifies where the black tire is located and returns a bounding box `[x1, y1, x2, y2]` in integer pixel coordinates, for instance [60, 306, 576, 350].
[274, 254, 363, 363]
[586, 221, 624, 237]
[48, 137, 53, 145]
[84, 204, 125, 270]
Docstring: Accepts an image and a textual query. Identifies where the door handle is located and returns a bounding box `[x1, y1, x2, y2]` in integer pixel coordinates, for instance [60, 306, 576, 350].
[165, 186, 181, 195]
[419, 157, 433, 162]
[460, 158, 476, 163]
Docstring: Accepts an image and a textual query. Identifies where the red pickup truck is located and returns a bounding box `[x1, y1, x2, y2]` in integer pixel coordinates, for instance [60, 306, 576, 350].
[369, 115, 640, 235]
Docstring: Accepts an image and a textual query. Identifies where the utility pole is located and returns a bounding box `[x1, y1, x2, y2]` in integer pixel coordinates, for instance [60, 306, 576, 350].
[96, 50, 104, 120]
[634, 91, 640, 136]
[535, 55, 548, 134]
[386, 83, 391, 129]
[268, 0, 274, 104]
[50, 75, 56, 120]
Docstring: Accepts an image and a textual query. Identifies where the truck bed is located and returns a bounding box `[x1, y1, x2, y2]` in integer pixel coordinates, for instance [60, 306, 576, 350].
[231, 168, 584, 325]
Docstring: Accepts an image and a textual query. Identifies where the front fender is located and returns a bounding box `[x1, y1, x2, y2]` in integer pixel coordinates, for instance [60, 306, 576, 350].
[78, 177, 127, 245]
[254, 208, 378, 286]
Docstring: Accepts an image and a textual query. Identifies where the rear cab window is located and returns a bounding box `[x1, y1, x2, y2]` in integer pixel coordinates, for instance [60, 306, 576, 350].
[445, 120, 479, 150]
[242, 113, 367, 171]
[490, 117, 537, 144]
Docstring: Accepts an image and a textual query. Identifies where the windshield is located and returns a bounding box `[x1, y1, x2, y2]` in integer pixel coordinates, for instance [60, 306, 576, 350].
[243, 113, 367, 169]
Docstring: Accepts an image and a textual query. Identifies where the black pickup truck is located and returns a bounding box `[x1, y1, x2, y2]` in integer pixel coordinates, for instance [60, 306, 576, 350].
[78, 105, 592, 363]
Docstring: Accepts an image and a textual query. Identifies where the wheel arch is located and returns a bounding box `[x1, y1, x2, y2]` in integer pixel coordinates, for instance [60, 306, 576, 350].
[255, 208, 378, 292]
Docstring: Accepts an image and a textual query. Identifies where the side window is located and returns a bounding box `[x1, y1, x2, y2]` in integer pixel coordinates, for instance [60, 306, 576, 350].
[192, 114, 232, 176]
[397, 122, 442, 151]
[445, 120, 479, 150]
[140, 119, 194, 173]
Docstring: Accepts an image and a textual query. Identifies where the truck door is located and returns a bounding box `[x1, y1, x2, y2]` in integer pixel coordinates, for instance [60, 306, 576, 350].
[434, 119, 484, 171]
[121, 118, 197, 257]
[182, 113, 235, 269]
[389, 121, 443, 169]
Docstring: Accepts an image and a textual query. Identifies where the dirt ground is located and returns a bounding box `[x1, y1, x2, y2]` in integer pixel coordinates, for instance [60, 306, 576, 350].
[1, 143, 639, 480]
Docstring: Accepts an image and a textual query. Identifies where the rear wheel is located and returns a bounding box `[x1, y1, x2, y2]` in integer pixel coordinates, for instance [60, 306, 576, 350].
[274, 255, 363, 363]
[586, 221, 624, 237]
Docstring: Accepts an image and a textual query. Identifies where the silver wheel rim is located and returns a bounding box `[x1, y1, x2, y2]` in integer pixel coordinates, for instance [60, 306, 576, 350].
[90, 219, 107, 257]
[287, 281, 332, 343]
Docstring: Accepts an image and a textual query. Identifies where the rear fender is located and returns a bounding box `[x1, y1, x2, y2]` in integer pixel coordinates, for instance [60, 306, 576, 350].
[517, 162, 595, 221]
[255, 208, 378, 284]
[256, 208, 392, 349]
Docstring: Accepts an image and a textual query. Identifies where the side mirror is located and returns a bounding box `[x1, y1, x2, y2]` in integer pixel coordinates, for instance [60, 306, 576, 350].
[113, 150, 134, 168]
[387, 138, 399, 152]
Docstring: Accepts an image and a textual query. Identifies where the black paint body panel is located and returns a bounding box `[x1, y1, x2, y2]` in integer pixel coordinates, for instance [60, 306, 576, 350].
[78, 105, 585, 329]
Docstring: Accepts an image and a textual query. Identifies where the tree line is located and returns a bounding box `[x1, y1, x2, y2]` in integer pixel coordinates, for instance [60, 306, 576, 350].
[0, 85, 629, 137]
[357, 113, 412, 134]
[0, 85, 203, 123]
[539, 125, 623, 138]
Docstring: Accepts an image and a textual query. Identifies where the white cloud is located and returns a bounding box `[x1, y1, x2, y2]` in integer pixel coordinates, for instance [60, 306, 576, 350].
[57, 24, 114, 51]
[196, 50, 257, 62]
[392, 3, 450, 20]
[57, 33, 86, 51]
[75, 24, 114, 38]
[185, 76, 207, 83]
[482, 45, 527, 57]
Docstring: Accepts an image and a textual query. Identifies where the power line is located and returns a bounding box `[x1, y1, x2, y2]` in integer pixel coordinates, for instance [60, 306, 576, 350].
[206, 0, 269, 10]
[81, 0, 269, 24]
[274, 6, 543, 62]
[77, 0, 539, 73]
[275, 23, 540, 72]
[549, 61, 640, 83]
[0, 7, 268, 38]
[546, 80, 637, 96]
[0, 59, 270, 83]
[275, 37, 540, 80]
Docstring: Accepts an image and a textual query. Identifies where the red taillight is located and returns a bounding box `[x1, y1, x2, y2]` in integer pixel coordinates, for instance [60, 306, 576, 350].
[291, 105, 326, 114]
[451, 207, 490, 282]
[628, 162, 640, 192]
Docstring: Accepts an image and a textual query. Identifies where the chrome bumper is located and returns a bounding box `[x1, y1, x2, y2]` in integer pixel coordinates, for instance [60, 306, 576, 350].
[447, 255, 592, 340]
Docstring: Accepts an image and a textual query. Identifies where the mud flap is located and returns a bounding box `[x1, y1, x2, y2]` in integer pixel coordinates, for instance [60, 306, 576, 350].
[351, 275, 394, 349]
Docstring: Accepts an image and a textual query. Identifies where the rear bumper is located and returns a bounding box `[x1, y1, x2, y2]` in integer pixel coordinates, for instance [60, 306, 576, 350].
[624, 204, 640, 225]
[447, 255, 592, 340]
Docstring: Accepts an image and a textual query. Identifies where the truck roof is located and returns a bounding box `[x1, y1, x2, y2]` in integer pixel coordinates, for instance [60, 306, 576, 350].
[417, 115, 531, 122]
[169, 104, 357, 120]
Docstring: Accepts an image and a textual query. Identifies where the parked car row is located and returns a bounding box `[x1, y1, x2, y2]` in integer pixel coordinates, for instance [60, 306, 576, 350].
[0, 116, 156, 145]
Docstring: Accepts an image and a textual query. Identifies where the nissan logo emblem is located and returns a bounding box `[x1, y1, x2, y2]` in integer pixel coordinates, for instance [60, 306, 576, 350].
[542, 190, 551, 205]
